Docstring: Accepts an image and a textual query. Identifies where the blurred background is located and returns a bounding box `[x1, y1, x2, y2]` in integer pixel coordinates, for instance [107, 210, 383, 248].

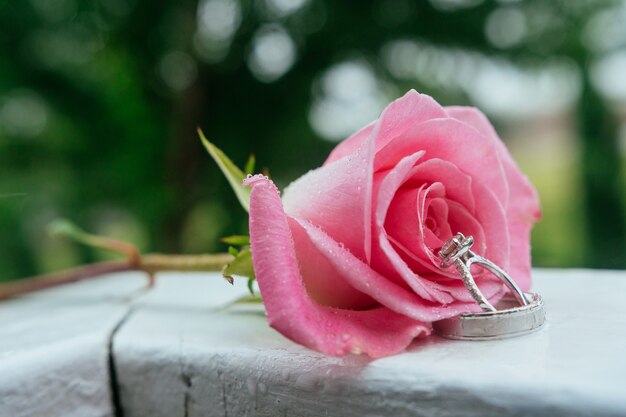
[1, 0, 626, 283]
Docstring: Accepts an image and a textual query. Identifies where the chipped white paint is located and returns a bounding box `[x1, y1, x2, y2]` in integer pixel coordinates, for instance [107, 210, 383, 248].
[2, 270, 626, 416]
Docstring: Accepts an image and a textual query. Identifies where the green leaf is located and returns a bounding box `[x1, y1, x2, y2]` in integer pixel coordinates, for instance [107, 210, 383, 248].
[222, 247, 255, 281]
[244, 154, 256, 175]
[198, 128, 250, 212]
[227, 246, 239, 257]
[221, 235, 250, 246]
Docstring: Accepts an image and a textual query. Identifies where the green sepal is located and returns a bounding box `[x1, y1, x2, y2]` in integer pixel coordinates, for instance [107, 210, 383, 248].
[221, 235, 250, 246]
[198, 128, 250, 212]
[222, 248, 255, 289]
[244, 154, 256, 175]
[227, 246, 239, 257]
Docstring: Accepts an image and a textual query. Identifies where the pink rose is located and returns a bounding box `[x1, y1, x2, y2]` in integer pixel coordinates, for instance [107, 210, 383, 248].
[244, 90, 540, 358]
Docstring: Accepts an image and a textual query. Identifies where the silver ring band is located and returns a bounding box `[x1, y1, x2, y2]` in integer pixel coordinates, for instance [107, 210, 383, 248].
[432, 292, 545, 340]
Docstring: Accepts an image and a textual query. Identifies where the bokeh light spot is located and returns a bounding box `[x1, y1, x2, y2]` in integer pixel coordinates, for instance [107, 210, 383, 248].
[265, 0, 308, 18]
[309, 61, 387, 142]
[194, 0, 242, 63]
[485, 7, 527, 49]
[247, 25, 297, 83]
[0, 90, 48, 138]
[592, 50, 626, 102]
[159, 51, 198, 92]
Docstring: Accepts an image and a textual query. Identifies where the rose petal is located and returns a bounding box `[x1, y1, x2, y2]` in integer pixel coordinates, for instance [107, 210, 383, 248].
[427, 198, 453, 239]
[374, 90, 448, 151]
[427, 277, 507, 303]
[375, 118, 508, 206]
[295, 217, 480, 321]
[446, 200, 487, 255]
[445, 106, 541, 222]
[374, 151, 425, 227]
[506, 220, 533, 291]
[415, 185, 447, 251]
[283, 130, 375, 262]
[379, 186, 456, 303]
[326, 90, 447, 165]
[387, 234, 455, 280]
[446, 106, 540, 291]
[372, 152, 454, 303]
[385, 184, 447, 270]
[288, 217, 376, 310]
[404, 158, 476, 215]
[378, 230, 454, 304]
[465, 183, 510, 270]
[245, 174, 430, 358]
[324, 122, 376, 165]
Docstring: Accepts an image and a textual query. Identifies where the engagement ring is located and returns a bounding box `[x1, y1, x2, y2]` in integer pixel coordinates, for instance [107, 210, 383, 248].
[433, 232, 546, 340]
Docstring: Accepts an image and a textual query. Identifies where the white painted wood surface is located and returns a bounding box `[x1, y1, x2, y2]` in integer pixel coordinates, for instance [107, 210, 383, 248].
[0, 272, 146, 417]
[2, 269, 626, 417]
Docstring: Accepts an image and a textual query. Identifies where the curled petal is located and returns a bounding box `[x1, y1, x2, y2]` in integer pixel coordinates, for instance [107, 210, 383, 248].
[404, 158, 476, 215]
[373, 155, 453, 303]
[295, 216, 481, 322]
[288, 217, 376, 310]
[374, 90, 448, 150]
[245, 174, 430, 357]
[375, 118, 508, 206]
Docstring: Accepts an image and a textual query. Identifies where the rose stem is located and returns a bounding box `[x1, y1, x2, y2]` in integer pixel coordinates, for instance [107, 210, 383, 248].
[0, 253, 234, 301]
[1, 219, 236, 300]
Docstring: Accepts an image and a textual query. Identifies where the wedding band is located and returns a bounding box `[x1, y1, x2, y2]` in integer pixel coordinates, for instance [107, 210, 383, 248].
[432, 292, 545, 340]
[433, 232, 546, 340]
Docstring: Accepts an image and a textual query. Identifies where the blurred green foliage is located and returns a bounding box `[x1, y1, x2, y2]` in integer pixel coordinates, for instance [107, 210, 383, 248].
[1, 0, 625, 282]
